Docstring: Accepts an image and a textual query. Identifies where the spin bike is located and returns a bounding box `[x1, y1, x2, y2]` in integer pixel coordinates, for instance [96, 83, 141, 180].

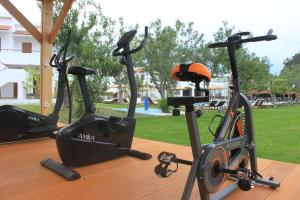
[41, 27, 152, 180]
[0, 31, 73, 143]
[154, 30, 280, 200]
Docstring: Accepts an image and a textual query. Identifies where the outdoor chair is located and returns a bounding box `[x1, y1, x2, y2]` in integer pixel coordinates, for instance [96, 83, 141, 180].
[103, 98, 119, 104]
[216, 100, 226, 112]
[251, 99, 261, 108]
[257, 99, 267, 109]
[148, 97, 158, 105]
[207, 100, 218, 109]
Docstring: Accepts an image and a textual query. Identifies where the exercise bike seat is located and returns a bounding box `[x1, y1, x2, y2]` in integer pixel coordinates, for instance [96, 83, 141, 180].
[171, 63, 211, 83]
[68, 66, 96, 76]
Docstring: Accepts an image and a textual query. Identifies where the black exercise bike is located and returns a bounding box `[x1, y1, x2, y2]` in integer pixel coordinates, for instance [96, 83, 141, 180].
[0, 31, 73, 143]
[154, 30, 280, 200]
[41, 27, 152, 180]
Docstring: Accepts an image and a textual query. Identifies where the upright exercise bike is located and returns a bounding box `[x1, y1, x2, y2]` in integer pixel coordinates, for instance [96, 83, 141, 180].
[0, 32, 73, 143]
[41, 27, 152, 180]
[154, 30, 280, 200]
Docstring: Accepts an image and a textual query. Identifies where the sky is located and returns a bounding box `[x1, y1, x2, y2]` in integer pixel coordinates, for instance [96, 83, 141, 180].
[1, 0, 300, 74]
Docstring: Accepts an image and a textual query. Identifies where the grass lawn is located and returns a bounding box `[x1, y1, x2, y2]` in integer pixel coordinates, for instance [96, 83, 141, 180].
[17, 103, 300, 164]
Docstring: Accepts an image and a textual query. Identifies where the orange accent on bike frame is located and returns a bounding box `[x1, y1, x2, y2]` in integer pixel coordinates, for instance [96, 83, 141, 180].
[236, 119, 244, 136]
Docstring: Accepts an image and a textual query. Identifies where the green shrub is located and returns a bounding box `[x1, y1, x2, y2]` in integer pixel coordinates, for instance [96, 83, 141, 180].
[158, 99, 170, 113]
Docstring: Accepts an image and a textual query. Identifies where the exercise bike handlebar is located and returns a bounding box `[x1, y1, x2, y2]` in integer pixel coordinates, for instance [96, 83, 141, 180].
[52, 30, 73, 124]
[112, 26, 148, 56]
[50, 30, 73, 69]
[130, 26, 148, 54]
[62, 30, 72, 65]
[208, 29, 277, 48]
[54, 36, 67, 67]
[240, 34, 277, 43]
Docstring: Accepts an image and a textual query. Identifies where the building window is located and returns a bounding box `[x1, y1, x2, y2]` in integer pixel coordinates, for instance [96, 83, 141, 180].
[22, 42, 32, 53]
[183, 89, 192, 96]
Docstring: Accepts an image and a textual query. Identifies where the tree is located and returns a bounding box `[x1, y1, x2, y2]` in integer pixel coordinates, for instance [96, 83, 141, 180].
[136, 73, 145, 98]
[53, 0, 98, 106]
[208, 21, 235, 77]
[271, 76, 290, 94]
[22, 68, 40, 98]
[143, 20, 176, 99]
[281, 64, 300, 92]
[281, 52, 300, 92]
[237, 52, 271, 91]
[53, 0, 123, 104]
[208, 22, 271, 91]
[142, 19, 206, 99]
[103, 18, 142, 103]
[174, 21, 207, 64]
[283, 52, 300, 70]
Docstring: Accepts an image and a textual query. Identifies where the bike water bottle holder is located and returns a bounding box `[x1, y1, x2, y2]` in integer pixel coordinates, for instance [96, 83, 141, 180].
[208, 115, 224, 136]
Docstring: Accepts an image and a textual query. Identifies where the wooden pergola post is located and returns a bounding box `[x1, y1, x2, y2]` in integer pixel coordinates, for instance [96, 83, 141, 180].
[0, 0, 74, 115]
[40, 0, 54, 114]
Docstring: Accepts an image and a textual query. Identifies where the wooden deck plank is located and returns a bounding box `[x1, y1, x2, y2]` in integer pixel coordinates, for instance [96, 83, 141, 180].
[141, 158, 275, 200]
[0, 138, 299, 200]
[226, 161, 296, 200]
[0, 139, 190, 200]
[266, 165, 300, 200]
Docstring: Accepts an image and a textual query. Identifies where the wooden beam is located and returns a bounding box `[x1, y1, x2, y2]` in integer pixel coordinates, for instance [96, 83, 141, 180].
[40, 0, 53, 115]
[49, 0, 74, 44]
[0, 0, 42, 43]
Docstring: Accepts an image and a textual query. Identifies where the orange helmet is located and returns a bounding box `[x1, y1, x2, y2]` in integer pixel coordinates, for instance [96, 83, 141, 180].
[171, 63, 211, 83]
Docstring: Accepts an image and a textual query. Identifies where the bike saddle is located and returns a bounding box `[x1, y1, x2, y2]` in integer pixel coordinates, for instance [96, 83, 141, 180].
[68, 66, 96, 76]
[171, 63, 211, 83]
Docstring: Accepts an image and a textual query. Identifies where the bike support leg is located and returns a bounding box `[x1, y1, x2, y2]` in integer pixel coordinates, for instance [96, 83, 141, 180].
[181, 159, 210, 200]
[181, 107, 209, 200]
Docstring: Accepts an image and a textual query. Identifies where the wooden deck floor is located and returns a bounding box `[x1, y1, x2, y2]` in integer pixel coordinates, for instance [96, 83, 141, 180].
[0, 138, 299, 200]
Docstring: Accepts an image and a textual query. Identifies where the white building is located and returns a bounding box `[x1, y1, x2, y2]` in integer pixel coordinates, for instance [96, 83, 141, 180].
[0, 13, 40, 99]
[175, 75, 230, 99]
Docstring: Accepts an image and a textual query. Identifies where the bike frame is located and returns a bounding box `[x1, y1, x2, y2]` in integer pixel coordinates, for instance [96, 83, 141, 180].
[169, 33, 279, 200]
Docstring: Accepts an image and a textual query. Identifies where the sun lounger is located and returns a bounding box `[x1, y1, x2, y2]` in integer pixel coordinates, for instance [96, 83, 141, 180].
[103, 98, 119, 104]
[148, 97, 158, 105]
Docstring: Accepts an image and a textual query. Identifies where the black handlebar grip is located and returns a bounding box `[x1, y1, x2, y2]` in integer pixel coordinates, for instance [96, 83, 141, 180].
[208, 42, 226, 48]
[242, 34, 277, 43]
[265, 34, 277, 41]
